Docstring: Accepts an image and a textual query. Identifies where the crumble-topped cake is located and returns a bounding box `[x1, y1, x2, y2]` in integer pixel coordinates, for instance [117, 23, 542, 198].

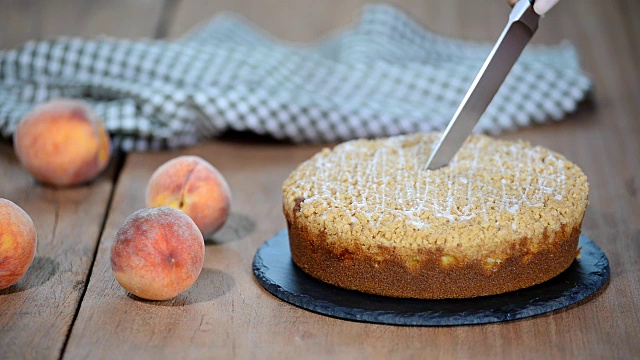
[282, 133, 589, 299]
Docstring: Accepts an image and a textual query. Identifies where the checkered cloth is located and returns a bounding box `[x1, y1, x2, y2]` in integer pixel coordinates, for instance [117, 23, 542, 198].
[0, 4, 591, 151]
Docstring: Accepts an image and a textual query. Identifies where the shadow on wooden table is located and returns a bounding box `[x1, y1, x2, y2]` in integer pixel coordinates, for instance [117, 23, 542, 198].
[126, 267, 235, 306]
[206, 212, 256, 245]
[0, 256, 60, 295]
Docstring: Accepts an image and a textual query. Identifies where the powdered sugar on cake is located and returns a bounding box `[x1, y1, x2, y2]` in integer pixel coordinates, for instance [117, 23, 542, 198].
[283, 133, 589, 251]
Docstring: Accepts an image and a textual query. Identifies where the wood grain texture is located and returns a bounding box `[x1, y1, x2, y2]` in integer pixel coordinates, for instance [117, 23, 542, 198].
[169, 0, 591, 44]
[168, 0, 510, 42]
[62, 142, 325, 359]
[0, 0, 166, 49]
[68, 1, 633, 359]
[0, 143, 117, 359]
[1, 0, 638, 359]
[64, 142, 640, 360]
[0, 1, 163, 358]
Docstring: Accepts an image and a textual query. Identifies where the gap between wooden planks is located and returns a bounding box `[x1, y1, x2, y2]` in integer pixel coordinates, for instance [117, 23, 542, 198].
[0, 143, 119, 359]
[0, 0, 639, 359]
[66, 1, 639, 358]
[0, 1, 167, 359]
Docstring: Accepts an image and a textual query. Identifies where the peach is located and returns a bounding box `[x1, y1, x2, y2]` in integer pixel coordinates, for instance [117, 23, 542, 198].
[0, 198, 37, 289]
[110, 207, 204, 300]
[13, 98, 111, 186]
[146, 156, 231, 236]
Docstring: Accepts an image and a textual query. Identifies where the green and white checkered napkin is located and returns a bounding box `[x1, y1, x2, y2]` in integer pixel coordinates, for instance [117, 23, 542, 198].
[0, 4, 591, 151]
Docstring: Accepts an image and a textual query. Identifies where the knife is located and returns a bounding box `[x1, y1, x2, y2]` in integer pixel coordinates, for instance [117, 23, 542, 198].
[426, 0, 557, 170]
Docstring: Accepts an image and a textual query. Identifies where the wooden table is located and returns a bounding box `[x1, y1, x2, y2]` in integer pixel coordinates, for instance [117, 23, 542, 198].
[1, 1, 638, 359]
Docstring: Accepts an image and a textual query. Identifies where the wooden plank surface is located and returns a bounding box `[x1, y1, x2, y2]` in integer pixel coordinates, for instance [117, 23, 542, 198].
[0, 0, 166, 49]
[168, 0, 508, 42]
[0, 144, 117, 359]
[63, 146, 640, 360]
[1, 0, 638, 359]
[0, 1, 165, 358]
[64, 1, 639, 359]
[168, 0, 582, 43]
[62, 142, 324, 359]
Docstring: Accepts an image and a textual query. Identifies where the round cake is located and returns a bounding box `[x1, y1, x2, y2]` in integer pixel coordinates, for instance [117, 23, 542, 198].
[282, 133, 589, 299]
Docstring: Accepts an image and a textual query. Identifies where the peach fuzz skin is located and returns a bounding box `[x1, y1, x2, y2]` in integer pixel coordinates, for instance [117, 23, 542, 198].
[0, 199, 37, 289]
[110, 207, 204, 301]
[146, 156, 231, 237]
[13, 98, 111, 186]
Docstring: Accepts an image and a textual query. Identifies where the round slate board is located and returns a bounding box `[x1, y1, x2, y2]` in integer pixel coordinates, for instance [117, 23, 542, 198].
[253, 230, 609, 326]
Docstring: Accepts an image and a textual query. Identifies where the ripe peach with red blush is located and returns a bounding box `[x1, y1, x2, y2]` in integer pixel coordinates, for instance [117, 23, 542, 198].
[146, 156, 231, 236]
[0, 198, 37, 289]
[13, 98, 111, 186]
[110, 207, 204, 300]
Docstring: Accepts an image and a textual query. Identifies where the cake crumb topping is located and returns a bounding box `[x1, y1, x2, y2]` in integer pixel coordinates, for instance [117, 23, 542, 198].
[283, 133, 589, 255]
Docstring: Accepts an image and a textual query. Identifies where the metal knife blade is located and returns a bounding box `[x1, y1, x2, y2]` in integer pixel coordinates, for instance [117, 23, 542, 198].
[426, 0, 539, 170]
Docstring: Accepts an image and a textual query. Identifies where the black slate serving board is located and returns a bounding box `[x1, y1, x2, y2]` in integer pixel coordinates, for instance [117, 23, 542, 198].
[253, 230, 609, 326]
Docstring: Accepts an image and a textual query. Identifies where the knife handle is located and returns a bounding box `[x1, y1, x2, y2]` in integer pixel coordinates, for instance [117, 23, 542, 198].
[510, 0, 559, 16]
[533, 0, 560, 15]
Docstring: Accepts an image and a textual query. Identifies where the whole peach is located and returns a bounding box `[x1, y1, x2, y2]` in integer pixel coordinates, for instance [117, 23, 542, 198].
[13, 99, 111, 186]
[110, 207, 205, 300]
[146, 156, 231, 236]
[0, 198, 37, 289]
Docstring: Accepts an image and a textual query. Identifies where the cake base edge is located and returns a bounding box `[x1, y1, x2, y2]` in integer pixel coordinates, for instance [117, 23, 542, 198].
[287, 216, 582, 299]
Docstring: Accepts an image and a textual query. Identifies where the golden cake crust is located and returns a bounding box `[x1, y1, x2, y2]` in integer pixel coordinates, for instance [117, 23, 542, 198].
[288, 215, 581, 299]
[283, 133, 588, 299]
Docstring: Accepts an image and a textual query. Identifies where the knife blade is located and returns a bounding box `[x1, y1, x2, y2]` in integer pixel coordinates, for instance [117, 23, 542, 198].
[426, 0, 540, 170]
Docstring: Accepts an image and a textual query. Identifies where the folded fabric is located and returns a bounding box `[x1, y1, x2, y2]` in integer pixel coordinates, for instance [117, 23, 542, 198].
[0, 4, 591, 151]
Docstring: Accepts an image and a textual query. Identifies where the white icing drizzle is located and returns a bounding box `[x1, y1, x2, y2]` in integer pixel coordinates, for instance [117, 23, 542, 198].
[294, 134, 574, 231]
